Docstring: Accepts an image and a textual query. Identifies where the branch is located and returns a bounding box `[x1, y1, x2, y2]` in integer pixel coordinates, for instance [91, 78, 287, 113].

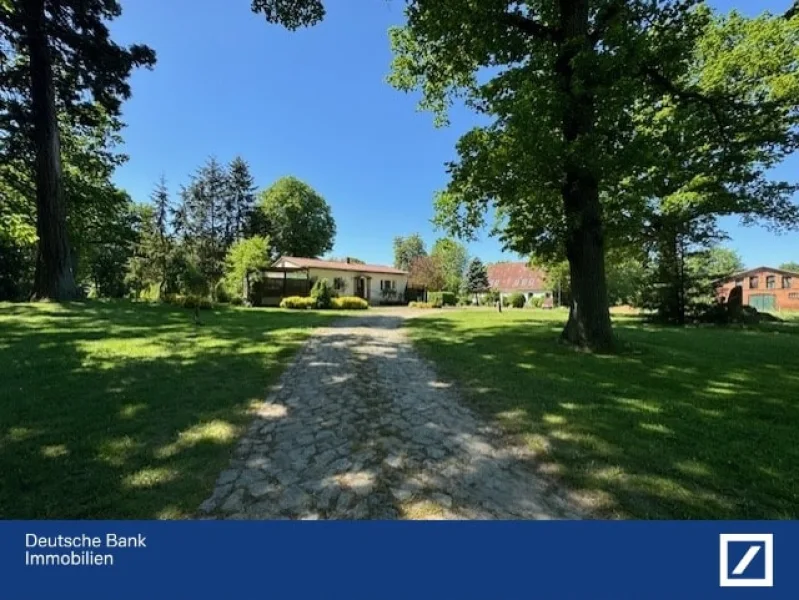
[589, 0, 625, 44]
[502, 12, 560, 42]
[641, 65, 732, 146]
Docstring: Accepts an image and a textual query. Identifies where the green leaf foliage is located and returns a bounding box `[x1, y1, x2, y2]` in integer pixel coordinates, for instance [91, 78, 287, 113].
[223, 235, 272, 300]
[255, 177, 336, 258]
[393, 233, 427, 271]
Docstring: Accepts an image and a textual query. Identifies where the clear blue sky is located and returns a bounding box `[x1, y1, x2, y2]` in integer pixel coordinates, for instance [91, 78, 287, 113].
[110, 0, 798, 268]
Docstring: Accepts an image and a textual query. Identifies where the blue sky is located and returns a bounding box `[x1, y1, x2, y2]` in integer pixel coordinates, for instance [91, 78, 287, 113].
[111, 0, 798, 268]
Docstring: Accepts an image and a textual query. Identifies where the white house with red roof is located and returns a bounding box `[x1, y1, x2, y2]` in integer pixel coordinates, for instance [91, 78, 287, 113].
[271, 256, 408, 305]
[486, 262, 553, 304]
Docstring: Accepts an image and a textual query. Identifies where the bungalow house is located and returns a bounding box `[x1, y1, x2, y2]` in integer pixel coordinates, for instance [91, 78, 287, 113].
[262, 256, 409, 306]
[716, 266, 799, 312]
[486, 262, 553, 305]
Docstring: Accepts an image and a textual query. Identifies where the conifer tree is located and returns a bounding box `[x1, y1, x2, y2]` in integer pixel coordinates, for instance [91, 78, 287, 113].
[0, 0, 155, 299]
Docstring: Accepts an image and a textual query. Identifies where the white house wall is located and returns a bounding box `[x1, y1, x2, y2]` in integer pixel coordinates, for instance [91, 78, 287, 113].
[305, 268, 408, 304]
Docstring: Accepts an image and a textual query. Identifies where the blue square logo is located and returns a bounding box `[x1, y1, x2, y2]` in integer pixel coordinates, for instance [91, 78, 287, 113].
[720, 534, 773, 587]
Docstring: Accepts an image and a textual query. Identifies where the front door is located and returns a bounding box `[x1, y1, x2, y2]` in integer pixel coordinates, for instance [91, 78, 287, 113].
[355, 277, 365, 299]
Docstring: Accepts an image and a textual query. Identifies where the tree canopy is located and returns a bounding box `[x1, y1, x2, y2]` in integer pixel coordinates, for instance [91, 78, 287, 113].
[255, 177, 336, 258]
[389, 1, 799, 349]
[393, 233, 427, 271]
[431, 238, 468, 293]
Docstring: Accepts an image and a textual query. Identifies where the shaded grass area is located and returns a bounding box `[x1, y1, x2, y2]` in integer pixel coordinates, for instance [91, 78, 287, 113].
[407, 309, 799, 519]
[0, 301, 338, 519]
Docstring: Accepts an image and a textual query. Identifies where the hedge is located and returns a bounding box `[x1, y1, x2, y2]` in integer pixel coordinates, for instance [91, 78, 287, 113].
[163, 294, 214, 310]
[409, 301, 439, 309]
[332, 296, 369, 310]
[280, 296, 317, 309]
[427, 291, 456, 306]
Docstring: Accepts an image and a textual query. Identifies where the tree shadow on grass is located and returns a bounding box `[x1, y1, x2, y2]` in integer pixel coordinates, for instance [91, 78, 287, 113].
[406, 315, 799, 519]
[0, 301, 338, 519]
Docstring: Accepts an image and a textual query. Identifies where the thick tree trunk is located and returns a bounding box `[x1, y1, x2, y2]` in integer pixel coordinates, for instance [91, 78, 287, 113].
[561, 181, 614, 351]
[556, 0, 614, 352]
[25, 0, 77, 301]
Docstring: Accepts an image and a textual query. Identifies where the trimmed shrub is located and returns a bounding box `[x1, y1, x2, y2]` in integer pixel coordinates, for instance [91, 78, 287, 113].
[163, 294, 214, 310]
[427, 291, 456, 306]
[509, 292, 526, 308]
[310, 278, 334, 309]
[528, 296, 544, 308]
[409, 301, 438, 309]
[280, 296, 316, 310]
[332, 296, 369, 310]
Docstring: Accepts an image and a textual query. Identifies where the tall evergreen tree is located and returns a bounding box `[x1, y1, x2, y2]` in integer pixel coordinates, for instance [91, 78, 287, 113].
[227, 156, 257, 242]
[150, 176, 172, 296]
[0, 0, 155, 300]
[174, 158, 231, 294]
[465, 258, 489, 296]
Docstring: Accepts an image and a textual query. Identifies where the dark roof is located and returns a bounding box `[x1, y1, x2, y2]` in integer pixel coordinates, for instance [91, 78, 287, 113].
[717, 266, 799, 283]
[275, 256, 407, 276]
[487, 262, 548, 292]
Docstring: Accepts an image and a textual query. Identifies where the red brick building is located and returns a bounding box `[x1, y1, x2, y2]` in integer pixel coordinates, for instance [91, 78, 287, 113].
[486, 262, 553, 304]
[716, 266, 799, 312]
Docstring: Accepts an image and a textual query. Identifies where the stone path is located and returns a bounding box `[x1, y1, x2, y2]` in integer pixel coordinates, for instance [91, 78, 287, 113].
[199, 314, 580, 520]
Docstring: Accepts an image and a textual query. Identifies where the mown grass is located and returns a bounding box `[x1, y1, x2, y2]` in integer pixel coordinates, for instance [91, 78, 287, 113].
[0, 301, 338, 519]
[407, 309, 799, 519]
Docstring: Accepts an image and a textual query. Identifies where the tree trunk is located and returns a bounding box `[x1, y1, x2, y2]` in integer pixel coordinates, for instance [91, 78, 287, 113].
[556, 0, 614, 352]
[25, 0, 77, 301]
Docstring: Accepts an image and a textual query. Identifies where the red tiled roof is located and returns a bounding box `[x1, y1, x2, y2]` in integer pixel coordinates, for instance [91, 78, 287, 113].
[487, 262, 548, 292]
[276, 256, 407, 275]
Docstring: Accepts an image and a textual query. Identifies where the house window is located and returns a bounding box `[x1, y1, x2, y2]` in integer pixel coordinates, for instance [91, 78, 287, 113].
[766, 275, 776, 289]
[783, 276, 793, 289]
[790, 293, 799, 300]
[749, 276, 759, 289]
[734, 278, 744, 288]
[333, 277, 346, 291]
[381, 280, 396, 290]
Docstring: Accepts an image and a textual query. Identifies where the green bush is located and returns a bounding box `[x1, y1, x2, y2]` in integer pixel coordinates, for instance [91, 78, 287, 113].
[162, 294, 214, 310]
[214, 281, 230, 304]
[428, 291, 456, 306]
[409, 301, 438, 309]
[509, 292, 526, 308]
[310, 278, 334, 309]
[280, 296, 316, 310]
[528, 296, 544, 308]
[332, 296, 369, 310]
[480, 289, 500, 306]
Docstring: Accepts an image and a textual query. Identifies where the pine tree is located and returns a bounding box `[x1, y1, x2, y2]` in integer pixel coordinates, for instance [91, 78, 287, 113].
[150, 176, 172, 296]
[227, 157, 257, 242]
[465, 258, 489, 296]
[174, 158, 231, 295]
[0, 0, 155, 300]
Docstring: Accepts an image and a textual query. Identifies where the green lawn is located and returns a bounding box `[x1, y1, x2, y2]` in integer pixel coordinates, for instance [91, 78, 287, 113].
[0, 301, 337, 519]
[408, 309, 799, 519]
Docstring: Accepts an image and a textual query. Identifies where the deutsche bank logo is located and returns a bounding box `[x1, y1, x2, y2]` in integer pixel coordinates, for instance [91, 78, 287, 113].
[719, 534, 773, 587]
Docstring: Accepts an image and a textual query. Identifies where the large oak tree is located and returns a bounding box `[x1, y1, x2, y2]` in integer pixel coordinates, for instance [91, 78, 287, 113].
[386, 1, 799, 350]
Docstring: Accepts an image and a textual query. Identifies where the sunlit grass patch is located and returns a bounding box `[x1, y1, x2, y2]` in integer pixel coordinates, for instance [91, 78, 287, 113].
[0, 300, 337, 518]
[408, 309, 799, 519]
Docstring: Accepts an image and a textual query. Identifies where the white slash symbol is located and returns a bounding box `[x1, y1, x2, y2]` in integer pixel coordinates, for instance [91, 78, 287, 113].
[732, 546, 761, 575]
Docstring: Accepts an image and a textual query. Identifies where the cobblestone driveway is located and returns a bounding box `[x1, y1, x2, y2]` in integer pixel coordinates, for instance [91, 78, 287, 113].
[199, 314, 579, 520]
